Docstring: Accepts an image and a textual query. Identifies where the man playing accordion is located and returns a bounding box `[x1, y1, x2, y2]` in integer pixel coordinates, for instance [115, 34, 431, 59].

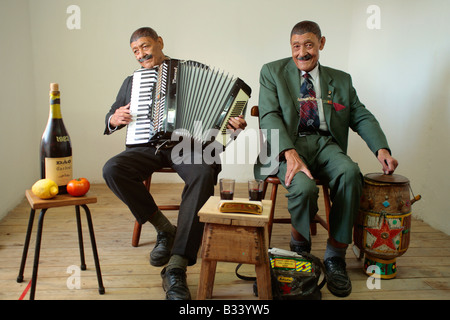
[103, 27, 247, 300]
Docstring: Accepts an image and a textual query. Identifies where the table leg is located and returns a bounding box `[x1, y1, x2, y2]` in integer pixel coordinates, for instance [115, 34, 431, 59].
[81, 204, 105, 294]
[255, 262, 272, 300]
[197, 259, 217, 300]
[30, 208, 48, 300]
[255, 227, 272, 300]
[17, 209, 36, 283]
[75, 205, 87, 270]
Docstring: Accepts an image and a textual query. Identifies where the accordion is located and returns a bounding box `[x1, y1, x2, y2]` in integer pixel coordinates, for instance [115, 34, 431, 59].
[125, 59, 251, 147]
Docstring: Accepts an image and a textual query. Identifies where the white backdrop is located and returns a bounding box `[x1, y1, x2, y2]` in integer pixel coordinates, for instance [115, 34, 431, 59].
[1, 0, 449, 234]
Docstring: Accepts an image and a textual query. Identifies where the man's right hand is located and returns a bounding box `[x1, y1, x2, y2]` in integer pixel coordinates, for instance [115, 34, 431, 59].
[284, 149, 314, 186]
[110, 103, 132, 127]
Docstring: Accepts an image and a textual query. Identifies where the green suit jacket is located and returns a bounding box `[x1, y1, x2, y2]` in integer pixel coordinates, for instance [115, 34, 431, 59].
[254, 57, 390, 180]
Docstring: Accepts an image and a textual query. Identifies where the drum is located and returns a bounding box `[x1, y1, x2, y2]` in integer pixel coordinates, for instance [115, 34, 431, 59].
[354, 173, 421, 279]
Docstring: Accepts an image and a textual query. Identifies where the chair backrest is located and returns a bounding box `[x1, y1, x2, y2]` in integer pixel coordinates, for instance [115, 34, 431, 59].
[250, 105, 259, 118]
[250, 105, 267, 149]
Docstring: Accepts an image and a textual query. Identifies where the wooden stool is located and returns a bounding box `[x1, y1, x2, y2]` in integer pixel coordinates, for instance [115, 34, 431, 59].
[197, 197, 272, 300]
[17, 190, 105, 300]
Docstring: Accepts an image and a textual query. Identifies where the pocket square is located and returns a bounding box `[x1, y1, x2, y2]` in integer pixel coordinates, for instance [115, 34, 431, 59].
[333, 102, 346, 111]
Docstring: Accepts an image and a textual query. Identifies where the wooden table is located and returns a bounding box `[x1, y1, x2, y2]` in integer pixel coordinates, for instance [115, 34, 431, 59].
[197, 196, 272, 300]
[17, 190, 105, 300]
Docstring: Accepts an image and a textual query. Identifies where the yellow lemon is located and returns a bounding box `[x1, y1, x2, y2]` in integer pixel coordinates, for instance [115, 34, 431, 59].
[31, 179, 59, 199]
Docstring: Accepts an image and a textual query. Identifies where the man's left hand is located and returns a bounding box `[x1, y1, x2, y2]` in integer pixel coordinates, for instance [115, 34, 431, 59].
[227, 115, 247, 131]
[377, 148, 399, 175]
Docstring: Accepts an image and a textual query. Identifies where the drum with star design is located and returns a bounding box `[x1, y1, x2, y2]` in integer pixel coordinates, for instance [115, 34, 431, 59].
[354, 173, 421, 279]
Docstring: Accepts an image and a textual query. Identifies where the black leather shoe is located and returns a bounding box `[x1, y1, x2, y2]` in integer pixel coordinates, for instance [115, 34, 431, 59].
[324, 256, 352, 297]
[290, 240, 311, 254]
[150, 229, 176, 266]
[161, 267, 191, 300]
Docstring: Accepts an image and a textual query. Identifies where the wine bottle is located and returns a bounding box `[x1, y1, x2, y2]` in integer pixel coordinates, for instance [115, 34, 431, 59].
[40, 83, 73, 193]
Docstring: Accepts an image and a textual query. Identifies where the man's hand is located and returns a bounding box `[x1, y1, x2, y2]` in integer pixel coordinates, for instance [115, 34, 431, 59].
[377, 148, 399, 175]
[226, 115, 247, 131]
[284, 149, 314, 186]
[110, 103, 132, 128]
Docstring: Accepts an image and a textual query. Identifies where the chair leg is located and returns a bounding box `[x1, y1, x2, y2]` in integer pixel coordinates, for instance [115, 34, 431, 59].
[132, 221, 142, 247]
[310, 220, 318, 235]
[131, 175, 152, 247]
[321, 184, 331, 235]
[267, 183, 279, 244]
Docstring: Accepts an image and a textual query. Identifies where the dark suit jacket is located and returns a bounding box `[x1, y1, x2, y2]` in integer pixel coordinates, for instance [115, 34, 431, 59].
[103, 75, 132, 135]
[254, 57, 390, 179]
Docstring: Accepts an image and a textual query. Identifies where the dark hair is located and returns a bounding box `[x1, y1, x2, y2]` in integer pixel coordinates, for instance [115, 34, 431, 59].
[290, 21, 322, 40]
[130, 27, 159, 44]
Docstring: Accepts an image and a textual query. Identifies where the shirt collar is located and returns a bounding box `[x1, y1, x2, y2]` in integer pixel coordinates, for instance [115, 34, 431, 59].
[301, 64, 319, 81]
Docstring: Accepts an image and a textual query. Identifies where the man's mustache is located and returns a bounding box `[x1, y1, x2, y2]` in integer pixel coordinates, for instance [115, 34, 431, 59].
[298, 53, 313, 61]
[138, 54, 153, 63]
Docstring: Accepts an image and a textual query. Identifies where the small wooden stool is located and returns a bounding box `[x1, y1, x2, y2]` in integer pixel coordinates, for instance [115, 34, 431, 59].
[197, 197, 272, 300]
[17, 190, 105, 300]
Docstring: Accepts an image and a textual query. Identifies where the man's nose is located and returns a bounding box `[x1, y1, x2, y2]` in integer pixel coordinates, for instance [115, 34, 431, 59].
[298, 46, 308, 58]
[136, 48, 145, 60]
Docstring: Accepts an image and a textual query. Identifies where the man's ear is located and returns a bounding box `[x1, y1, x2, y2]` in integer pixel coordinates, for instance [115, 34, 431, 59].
[158, 36, 164, 50]
[319, 36, 326, 50]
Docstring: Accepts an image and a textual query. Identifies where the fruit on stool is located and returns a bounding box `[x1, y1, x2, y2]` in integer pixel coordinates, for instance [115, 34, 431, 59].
[67, 178, 90, 196]
[32, 179, 59, 199]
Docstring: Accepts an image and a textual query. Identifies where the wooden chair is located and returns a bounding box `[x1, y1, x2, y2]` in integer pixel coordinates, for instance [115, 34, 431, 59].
[251, 105, 331, 243]
[131, 168, 180, 247]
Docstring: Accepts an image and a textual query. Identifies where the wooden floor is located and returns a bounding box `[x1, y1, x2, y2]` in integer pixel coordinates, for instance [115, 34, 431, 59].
[1, 183, 449, 301]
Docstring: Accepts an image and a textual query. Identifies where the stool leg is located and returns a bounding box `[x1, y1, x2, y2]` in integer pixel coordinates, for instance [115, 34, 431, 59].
[255, 263, 272, 300]
[255, 228, 272, 300]
[17, 209, 36, 283]
[197, 259, 217, 300]
[75, 206, 87, 270]
[81, 204, 105, 295]
[30, 208, 48, 300]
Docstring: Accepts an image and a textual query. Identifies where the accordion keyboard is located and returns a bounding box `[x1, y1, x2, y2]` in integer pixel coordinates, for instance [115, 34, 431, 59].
[126, 68, 158, 145]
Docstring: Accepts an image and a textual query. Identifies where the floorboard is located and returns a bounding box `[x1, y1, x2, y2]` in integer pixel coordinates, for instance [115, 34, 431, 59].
[1, 183, 449, 301]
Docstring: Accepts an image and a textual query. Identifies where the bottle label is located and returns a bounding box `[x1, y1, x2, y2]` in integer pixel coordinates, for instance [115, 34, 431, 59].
[45, 156, 73, 186]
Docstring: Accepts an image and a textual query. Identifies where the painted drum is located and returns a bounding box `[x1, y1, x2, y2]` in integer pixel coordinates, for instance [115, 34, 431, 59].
[354, 173, 421, 279]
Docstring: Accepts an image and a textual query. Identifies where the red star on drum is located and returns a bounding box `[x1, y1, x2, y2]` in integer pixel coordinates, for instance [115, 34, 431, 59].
[365, 218, 404, 251]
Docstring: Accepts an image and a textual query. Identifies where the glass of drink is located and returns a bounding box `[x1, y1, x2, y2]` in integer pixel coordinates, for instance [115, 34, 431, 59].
[220, 178, 235, 200]
[248, 179, 264, 201]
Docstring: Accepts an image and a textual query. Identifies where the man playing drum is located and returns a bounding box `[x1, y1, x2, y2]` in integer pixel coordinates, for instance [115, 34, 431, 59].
[254, 21, 399, 297]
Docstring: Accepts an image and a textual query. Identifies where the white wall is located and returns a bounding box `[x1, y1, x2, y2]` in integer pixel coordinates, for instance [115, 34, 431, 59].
[0, 0, 37, 218]
[1, 0, 449, 235]
[346, 0, 450, 235]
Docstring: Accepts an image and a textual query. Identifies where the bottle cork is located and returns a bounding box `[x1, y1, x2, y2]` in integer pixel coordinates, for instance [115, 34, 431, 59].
[50, 83, 59, 92]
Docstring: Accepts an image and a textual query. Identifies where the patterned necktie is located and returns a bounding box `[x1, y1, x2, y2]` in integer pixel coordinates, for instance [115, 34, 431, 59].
[298, 73, 320, 131]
